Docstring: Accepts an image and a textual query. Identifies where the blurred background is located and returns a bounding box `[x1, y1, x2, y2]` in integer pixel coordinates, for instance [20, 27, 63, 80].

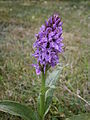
[0, 0, 89, 120]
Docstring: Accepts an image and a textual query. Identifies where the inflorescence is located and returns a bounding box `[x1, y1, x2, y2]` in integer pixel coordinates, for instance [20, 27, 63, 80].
[33, 14, 64, 75]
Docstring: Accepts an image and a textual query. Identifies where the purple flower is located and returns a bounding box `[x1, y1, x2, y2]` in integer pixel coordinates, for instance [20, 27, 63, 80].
[33, 14, 64, 75]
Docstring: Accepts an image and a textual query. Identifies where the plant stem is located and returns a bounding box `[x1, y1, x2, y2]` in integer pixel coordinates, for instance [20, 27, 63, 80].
[40, 71, 46, 120]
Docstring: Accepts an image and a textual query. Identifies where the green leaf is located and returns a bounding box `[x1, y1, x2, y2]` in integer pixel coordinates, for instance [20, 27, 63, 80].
[44, 66, 63, 117]
[0, 100, 39, 120]
[65, 113, 90, 120]
[46, 69, 60, 87]
[44, 88, 54, 117]
[37, 86, 49, 116]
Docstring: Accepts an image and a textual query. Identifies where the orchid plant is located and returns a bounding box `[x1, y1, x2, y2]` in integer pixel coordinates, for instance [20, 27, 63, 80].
[0, 14, 64, 120]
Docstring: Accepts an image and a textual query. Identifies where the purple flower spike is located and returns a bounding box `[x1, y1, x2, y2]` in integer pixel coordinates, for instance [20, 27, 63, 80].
[33, 14, 64, 75]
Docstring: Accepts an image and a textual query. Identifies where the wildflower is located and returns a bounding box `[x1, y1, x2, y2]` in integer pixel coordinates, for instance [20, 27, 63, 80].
[33, 14, 63, 75]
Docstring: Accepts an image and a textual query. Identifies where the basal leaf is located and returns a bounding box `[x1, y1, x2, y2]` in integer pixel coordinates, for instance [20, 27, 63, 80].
[0, 100, 38, 120]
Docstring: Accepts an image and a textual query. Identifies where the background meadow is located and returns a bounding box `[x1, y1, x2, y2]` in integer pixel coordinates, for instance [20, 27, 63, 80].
[0, 0, 90, 120]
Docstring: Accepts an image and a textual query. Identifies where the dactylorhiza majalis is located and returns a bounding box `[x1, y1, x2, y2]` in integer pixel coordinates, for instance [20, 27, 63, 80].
[33, 14, 64, 119]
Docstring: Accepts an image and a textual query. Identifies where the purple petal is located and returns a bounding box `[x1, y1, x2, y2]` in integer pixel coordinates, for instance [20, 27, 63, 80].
[36, 68, 41, 75]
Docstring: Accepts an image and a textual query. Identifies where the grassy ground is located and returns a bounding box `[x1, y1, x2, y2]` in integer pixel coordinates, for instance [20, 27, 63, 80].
[0, 0, 90, 120]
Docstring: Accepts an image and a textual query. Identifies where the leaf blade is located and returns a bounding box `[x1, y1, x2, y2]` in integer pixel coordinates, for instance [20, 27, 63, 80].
[44, 67, 62, 117]
[0, 100, 37, 120]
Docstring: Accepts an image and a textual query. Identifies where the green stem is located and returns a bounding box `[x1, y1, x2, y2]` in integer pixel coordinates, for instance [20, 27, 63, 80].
[40, 71, 46, 120]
